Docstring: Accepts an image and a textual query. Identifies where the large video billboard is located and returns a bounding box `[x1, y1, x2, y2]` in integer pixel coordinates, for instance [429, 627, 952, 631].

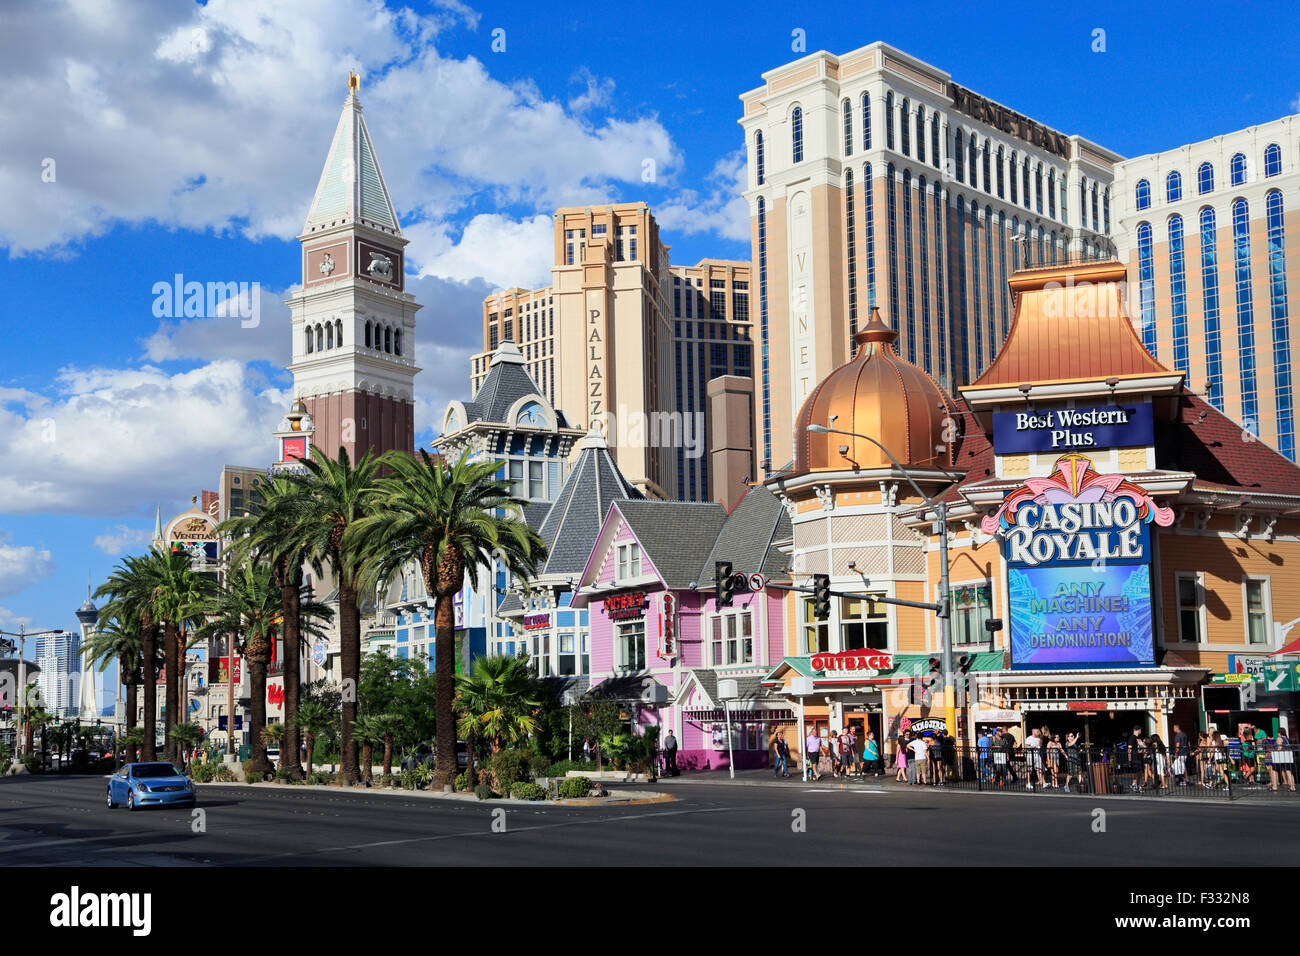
[982, 453, 1174, 670]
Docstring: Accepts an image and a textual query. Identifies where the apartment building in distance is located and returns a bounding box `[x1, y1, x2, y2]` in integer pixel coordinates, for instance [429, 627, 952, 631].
[472, 203, 754, 501]
[1113, 114, 1300, 462]
[738, 41, 1123, 472]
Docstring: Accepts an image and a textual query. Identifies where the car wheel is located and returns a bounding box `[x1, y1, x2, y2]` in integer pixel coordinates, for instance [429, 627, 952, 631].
[106, 787, 115, 809]
[126, 791, 136, 811]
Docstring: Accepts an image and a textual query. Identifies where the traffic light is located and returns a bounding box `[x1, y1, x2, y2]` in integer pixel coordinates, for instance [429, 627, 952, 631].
[812, 574, 831, 621]
[716, 561, 734, 608]
[957, 655, 973, 675]
[927, 657, 941, 687]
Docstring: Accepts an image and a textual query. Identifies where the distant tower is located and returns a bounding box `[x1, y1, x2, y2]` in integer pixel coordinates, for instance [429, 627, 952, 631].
[74, 586, 100, 720]
[271, 397, 316, 473]
[286, 73, 421, 461]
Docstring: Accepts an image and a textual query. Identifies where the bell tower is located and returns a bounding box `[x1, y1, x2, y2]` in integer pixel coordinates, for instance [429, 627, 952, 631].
[287, 74, 420, 461]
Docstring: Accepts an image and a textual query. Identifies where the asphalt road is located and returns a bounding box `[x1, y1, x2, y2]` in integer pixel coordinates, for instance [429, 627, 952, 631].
[3, 773, 1299, 867]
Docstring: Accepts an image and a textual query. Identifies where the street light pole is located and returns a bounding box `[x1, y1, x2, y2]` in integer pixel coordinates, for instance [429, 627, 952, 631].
[805, 424, 956, 738]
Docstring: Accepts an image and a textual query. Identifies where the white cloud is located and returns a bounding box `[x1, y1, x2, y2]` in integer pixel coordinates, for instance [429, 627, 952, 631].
[0, 360, 285, 516]
[0, 606, 34, 628]
[654, 148, 751, 245]
[568, 67, 616, 114]
[0, 0, 679, 256]
[408, 214, 555, 289]
[93, 524, 155, 556]
[0, 535, 55, 598]
[141, 284, 292, 365]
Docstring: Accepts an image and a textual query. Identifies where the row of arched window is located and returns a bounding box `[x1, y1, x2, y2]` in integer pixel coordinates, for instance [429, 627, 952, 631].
[304, 319, 404, 356]
[365, 320, 402, 356]
[1134, 145, 1285, 210]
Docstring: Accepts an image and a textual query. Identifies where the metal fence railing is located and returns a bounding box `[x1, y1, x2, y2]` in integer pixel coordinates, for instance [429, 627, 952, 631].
[880, 745, 1300, 800]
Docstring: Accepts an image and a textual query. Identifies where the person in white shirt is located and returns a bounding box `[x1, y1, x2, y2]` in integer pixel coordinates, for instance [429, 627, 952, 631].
[1024, 729, 1044, 790]
[908, 735, 930, 784]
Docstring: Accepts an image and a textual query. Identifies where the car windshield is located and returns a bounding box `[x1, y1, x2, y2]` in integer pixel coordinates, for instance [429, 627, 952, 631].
[132, 763, 181, 778]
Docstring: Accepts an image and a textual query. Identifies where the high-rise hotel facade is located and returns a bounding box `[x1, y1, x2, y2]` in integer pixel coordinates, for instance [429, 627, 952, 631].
[739, 42, 1122, 471]
[472, 203, 752, 501]
[1113, 115, 1300, 461]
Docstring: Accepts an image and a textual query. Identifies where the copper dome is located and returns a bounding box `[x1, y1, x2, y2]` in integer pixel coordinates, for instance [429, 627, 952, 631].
[793, 308, 958, 475]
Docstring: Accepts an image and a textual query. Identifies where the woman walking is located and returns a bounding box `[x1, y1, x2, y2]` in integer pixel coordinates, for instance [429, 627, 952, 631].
[1211, 732, 1232, 789]
[894, 735, 909, 782]
[1046, 734, 1065, 789]
[864, 731, 881, 777]
[1149, 734, 1170, 790]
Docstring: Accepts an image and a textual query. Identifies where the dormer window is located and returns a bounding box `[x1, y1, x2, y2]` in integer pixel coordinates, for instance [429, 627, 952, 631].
[616, 542, 641, 580]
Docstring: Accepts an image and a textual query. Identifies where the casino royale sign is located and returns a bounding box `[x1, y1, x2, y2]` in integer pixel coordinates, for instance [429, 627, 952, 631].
[993, 403, 1153, 454]
[1003, 498, 1147, 567]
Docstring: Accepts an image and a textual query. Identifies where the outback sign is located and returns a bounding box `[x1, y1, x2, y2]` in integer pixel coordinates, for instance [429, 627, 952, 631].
[810, 649, 893, 676]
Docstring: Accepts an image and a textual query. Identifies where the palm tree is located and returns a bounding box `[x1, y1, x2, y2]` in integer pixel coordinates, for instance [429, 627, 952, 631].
[372, 712, 403, 778]
[353, 715, 381, 783]
[81, 611, 145, 762]
[171, 722, 205, 769]
[151, 548, 215, 761]
[190, 561, 331, 777]
[456, 654, 543, 753]
[25, 705, 52, 762]
[122, 726, 145, 764]
[220, 475, 317, 779]
[279, 448, 383, 786]
[260, 722, 285, 770]
[294, 697, 333, 777]
[349, 449, 546, 790]
[96, 553, 165, 761]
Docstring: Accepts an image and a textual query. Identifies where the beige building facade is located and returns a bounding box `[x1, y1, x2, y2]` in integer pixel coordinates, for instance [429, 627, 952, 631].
[1113, 114, 1300, 462]
[739, 41, 1122, 473]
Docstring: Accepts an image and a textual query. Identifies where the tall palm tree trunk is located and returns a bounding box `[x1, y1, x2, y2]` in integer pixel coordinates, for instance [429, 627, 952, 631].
[247, 655, 272, 776]
[280, 568, 304, 779]
[164, 620, 180, 761]
[141, 620, 158, 762]
[123, 673, 139, 763]
[338, 580, 361, 785]
[432, 592, 457, 790]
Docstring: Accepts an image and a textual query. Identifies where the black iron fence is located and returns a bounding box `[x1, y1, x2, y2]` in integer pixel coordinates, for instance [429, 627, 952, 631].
[880, 745, 1300, 800]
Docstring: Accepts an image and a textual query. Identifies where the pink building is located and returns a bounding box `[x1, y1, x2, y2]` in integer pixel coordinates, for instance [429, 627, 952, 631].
[572, 486, 793, 771]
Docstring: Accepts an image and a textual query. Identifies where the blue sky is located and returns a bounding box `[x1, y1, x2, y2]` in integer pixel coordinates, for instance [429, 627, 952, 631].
[1, 0, 1298, 636]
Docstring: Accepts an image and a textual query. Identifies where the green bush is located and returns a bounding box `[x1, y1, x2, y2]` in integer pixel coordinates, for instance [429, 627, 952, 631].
[509, 782, 547, 801]
[527, 753, 552, 778]
[22, 755, 40, 774]
[400, 768, 421, 790]
[189, 763, 217, 783]
[473, 783, 493, 800]
[213, 765, 237, 783]
[546, 759, 591, 777]
[379, 772, 395, 788]
[558, 776, 593, 799]
[454, 771, 469, 792]
[273, 769, 302, 784]
[241, 760, 263, 783]
[490, 750, 529, 791]
[308, 771, 333, 786]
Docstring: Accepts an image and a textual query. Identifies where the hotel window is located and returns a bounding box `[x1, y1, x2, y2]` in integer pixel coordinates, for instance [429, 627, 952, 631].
[842, 98, 852, 156]
[733, 289, 749, 322]
[1231, 152, 1247, 186]
[1009, 152, 1018, 204]
[615, 620, 646, 671]
[846, 168, 858, 339]
[1244, 579, 1272, 645]
[306, 327, 314, 353]
[1093, 185, 1101, 232]
[1166, 170, 1182, 203]
[861, 93, 871, 150]
[1022, 163, 1030, 209]
[1266, 189, 1294, 459]
[1080, 178, 1088, 228]
[954, 127, 964, 181]
[885, 92, 894, 150]
[801, 596, 829, 654]
[1233, 197, 1259, 429]
[1047, 170, 1056, 219]
[503, 318, 512, 341]
[916, 106, 926, 164]
[899, 97, 910, 155]
[930, 113, 940, 169]
[565, 228, 586, 265]
[558, 633, 576, 676]
[956, 198, 970, 378]
[755, 131, 764, 185]
[711, 610, 755, 666]
[996, 147, 1005, 198]
[1103, 189, 1111, 232]
[1177, 573, 1205, 643]
[1169, 214, 1190, 375]
[969, 133, 978, 189]
[998, 211, 1010, 340]
[918, 177, 931, 370]
[1265, 143, 1282, 178]
[1198, 162, 1214, 195]
[887, 164, 900, 338]
[1035, 164, 1044, 214]
[758, 197, 770, 465]
[1137, 222, 1156, 352]
[903, 169, 915, 362]
[982, 140, 991, 195]
[933, 183, 946, 378]
[971, 200, 983, 369]
[1135, 178, 1150, 211]
[616, 542, 641, 580]
[865, 162, 877, 312]
[792, 106, 804, 163]
[617, 224, 637, 261]
[840, 595, 887, 650]
[951, 584, 993, 644]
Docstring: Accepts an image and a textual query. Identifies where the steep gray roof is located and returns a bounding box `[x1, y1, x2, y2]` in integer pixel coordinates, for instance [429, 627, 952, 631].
[612, 499, 728, 589]
[464, 344, 546, 425]
[536, 436, 642, 577]
[687, 669, 769, 704]
[699, 485, 792, 587]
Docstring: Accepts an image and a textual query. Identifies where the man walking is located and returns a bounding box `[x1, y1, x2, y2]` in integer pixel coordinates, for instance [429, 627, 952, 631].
[977, 727, 993, 785]
[663, 729, 679, 777]
[774, 732, 791, 778]
[1172, 723, 1191, 786]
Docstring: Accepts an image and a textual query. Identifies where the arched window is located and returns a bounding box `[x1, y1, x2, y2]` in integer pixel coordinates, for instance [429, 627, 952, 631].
[326, 322, 333, 349]
[306, 327, 314, 353]
[846, 168, 857, 338]
[1231, 152, 1247, 186]
[930, 113, 939, 169]
[1080, 178, 1089, 229]
[1092, 184, 1100, 231]
[1233, 197, 1258, 427]
[969, 133, 978, 189]
[381, 326, 389, 353]
[842, 99, 852, 157]
[1047, 169, 1056, 219]
[915, 105, 926, 164]
[1103, 188, 1111, 232]
[395, 329, 402, 357]
[887, 163, 900, 342]
[1022, 162, 1031, 209]
[1135, 178, 1151, 211]
[1035, 163, 1044, 214]
[1011, 216, 1021, 270]
[982, 140, 990, 194]
[1267, 188, 1293, 458]
[918, 175, 931, 369]
[885, 93, 895, 151]
[1166, 170, 1182, 203]
[1009, 152, 1018, 204]
[336, 319, 343, 348]
[1200, 206, 1224, 409]
[864, 162, 876, 311]
[970, 199, 983, 370]
[1169, 214, 1189, 375]
[902, 169, 915, 360]
[900, 98, 911, 156]
[365, 321, 373, 348]
[861, 93, 871, 151]
[997, 146, 1005, 198]
[755, 132, 765, 186]
[1197, 162, 1214, 195]
[1265, 143, 1282, 178]
[316, 325, 323, 352]
[791, 107, 804, 164]
[954, 126, 965, 181]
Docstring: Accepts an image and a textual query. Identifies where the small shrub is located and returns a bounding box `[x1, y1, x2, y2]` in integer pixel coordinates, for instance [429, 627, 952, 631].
[241, 760, 263, 783]
[558, 776, 593, 799]
[190, 763, 217, 783]
[213, 766, 237, 783]
[509, 782, 547, 801]
[546, 760, 590, 776]
[528, 754, 552, 778]
[379, 772, 395, 788]
[308, 771, 333, 786]
[273, 769, 303, 784]
[454, 771, 469, 792]
[22, 755, 40, 774]
[400, 768, 421, 790]
[490, 750, 529, 791]
[474, 783, 493, 800]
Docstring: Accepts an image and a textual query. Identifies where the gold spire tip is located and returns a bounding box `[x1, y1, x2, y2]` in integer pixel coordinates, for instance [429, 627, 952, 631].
[348, 71, 361, 93]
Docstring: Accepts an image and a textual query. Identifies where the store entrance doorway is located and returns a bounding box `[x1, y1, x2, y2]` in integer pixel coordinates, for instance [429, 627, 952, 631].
[844, 710, 882, 773]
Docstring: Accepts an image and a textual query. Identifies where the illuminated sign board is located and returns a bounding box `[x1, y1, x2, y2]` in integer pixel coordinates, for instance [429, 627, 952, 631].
[523, 613, 550, 630]
[810, 649, 893, 676]
[983, 454, 1174, 669]
[603, 591, 647, 620]
[993, 403, 1153, 454]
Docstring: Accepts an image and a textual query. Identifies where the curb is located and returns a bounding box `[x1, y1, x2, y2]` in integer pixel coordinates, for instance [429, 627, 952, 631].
[194, 780, 675, 807]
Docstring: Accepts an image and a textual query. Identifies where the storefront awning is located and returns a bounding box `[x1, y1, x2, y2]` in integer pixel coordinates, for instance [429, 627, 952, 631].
[763, 651, 1005, 690]
[684, 708, 795, 723]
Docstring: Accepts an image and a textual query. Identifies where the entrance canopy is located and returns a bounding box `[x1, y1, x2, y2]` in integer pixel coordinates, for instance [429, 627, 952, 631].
[763, 651, 1005, 692]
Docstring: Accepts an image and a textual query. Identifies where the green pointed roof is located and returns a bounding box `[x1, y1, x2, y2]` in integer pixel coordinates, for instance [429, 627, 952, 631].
[303, 91, 401, 236]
